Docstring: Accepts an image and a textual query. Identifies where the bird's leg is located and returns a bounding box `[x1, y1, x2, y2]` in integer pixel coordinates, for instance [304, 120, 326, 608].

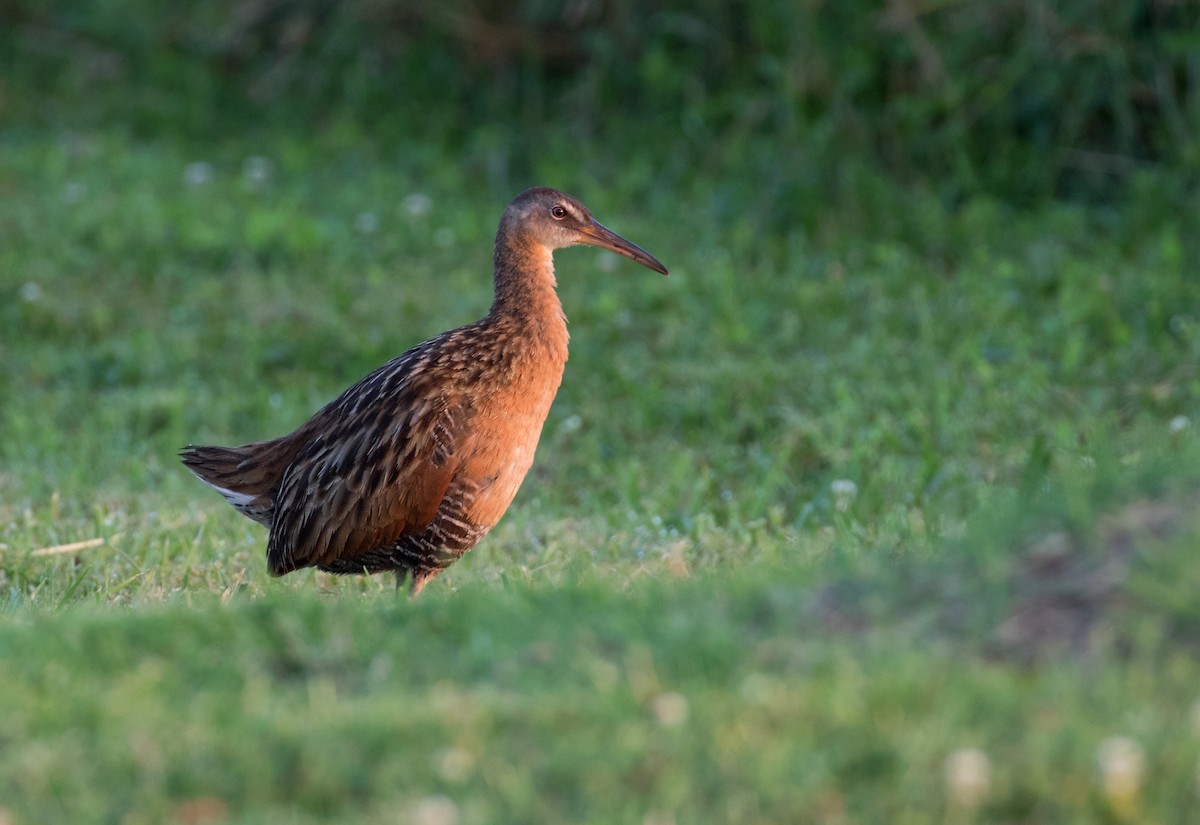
[397, 568, 435, 597]
[409, 570, 433, 597]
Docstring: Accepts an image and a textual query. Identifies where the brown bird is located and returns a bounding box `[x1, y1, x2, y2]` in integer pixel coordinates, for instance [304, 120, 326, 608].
[181, 187, 668, 595]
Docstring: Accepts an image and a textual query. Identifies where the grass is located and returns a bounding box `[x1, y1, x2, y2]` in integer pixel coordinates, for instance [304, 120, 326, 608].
[2, 128, 1200, 822]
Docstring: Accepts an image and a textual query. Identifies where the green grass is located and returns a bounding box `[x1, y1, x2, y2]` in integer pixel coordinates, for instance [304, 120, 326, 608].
[2, 130, 1200, 822]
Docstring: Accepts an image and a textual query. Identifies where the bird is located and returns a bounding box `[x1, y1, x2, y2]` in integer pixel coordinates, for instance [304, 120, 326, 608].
[181, 187, 668, 595]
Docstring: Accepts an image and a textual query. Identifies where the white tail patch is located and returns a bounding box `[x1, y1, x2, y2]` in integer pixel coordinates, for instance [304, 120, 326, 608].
[195, 477, 257, 508]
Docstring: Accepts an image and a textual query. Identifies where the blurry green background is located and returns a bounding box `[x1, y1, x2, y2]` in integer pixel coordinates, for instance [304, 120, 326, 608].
[8, 0, 1200, 204]
[2, 2, 1200, 823]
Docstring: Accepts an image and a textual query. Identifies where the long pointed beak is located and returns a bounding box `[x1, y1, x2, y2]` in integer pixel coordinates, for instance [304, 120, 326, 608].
[578, 221, 669, 275]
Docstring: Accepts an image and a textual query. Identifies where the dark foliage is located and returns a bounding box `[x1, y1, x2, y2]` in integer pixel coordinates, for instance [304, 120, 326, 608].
[4, 2, 1199, 201]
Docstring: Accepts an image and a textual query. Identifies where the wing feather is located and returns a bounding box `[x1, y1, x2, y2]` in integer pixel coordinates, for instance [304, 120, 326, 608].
[265, 341, 476, 575]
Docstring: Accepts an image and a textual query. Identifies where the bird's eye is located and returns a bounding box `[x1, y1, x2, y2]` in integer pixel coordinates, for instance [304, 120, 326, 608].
[551, 205, 568, 220]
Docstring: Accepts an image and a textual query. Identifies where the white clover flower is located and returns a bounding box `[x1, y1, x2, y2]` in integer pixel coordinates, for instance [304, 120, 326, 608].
[1170, 415, 1190, 434]
[650, 691, 689, 727]
[412, 795, 459, 825]
[944, 747, 991, 811]
[183, 161, 214, 187]
[354, 211, 379, 234]
[831, 479, 858, 511]
[556, 414, 582, 436]
[1097, 736, 1145, 816]
[403, 193, 433, 217]
[242, 156, 274, 187]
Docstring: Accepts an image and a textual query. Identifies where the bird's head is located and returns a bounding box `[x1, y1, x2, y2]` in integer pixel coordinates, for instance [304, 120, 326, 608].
[503, 187, 668, 275]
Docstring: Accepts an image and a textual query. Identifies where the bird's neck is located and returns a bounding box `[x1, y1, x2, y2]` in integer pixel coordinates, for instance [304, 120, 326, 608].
[489, 234, 569, 355]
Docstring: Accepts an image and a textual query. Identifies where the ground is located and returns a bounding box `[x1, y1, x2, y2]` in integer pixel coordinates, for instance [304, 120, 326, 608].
[2, 133, 1199, 823]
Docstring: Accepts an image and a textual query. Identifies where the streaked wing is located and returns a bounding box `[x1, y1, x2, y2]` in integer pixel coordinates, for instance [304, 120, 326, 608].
[266, 347, 473, 575]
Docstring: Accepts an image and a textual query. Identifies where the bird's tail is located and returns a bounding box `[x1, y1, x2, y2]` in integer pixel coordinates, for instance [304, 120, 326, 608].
[180, 441, 289, 526]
